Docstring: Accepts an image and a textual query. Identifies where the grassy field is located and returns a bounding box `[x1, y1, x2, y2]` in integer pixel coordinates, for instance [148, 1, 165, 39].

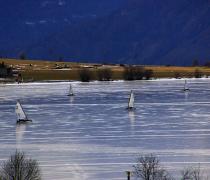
[145, 66, 210, 78]
[1, 58, 210, 81]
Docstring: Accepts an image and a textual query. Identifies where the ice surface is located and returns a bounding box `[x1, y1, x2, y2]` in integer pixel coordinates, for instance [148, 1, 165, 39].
[1, 79, 210, 179]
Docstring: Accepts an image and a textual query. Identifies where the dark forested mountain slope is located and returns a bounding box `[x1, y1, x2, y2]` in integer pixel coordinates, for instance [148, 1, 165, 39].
[1, 0, 210, 65]
[0, 0, 126, 58]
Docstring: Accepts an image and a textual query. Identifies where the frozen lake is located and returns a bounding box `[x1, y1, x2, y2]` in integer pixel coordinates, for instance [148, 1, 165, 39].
[1, 79, 210, 179]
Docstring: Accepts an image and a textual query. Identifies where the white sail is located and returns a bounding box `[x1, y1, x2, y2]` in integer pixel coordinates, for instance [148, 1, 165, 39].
[15, 101, 27, 120]
[128, 90, 134, 109]
[68, 84, 74, 96]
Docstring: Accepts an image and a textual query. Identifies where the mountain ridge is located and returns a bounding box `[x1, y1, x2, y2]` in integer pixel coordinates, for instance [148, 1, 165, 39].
[1, 0, 210, 65]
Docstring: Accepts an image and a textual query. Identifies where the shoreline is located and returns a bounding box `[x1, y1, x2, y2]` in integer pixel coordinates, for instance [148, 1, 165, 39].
[1, 77, 209, 85]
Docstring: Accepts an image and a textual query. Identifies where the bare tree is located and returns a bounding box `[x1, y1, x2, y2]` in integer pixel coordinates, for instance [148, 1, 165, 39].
[181, 166, 204, 180]
[133, 154, 173, 180]
[0, 151, 41, 180]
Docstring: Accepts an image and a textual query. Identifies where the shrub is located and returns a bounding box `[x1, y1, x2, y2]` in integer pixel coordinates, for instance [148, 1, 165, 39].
[174, 72, 181, 79]
[0, 62, 5, 68]
[194, 69, 202, 78]
[123, 66, 153, 80]
[78, 68, 92, 82]
[134, 67, 145, 80]
[123, 66, 135, 80]
[97, 68, 112, 81]
[144, 69, 154, 80]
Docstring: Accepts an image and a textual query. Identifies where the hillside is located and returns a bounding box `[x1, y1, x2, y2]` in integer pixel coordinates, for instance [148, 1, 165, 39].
[0, 0, 126, 58]
[1, 0, 210, 65]
[25, 0, 210, 65]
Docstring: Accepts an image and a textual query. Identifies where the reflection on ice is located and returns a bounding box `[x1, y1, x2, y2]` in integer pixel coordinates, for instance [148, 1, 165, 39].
[16, 124, 26, 148]
[128, 111, 135, 126]
[184, 91, 189, 101]
[69, 96, 74, 103]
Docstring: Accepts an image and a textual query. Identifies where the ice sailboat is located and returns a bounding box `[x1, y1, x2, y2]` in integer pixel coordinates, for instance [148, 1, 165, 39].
[183, 80, 190, 91]
[67, 84, 74, 96]
[127, 90, 135, 110]
[15, 101, 32, 123]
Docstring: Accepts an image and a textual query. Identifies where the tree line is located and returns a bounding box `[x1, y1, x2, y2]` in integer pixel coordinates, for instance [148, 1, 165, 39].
[78, 66, 154, 82]
[79, 66, 206, 82]
[78, 68, 113, 82]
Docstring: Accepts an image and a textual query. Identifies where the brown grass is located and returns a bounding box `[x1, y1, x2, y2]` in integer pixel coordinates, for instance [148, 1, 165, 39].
[145, 66, 210, 78]
[1, 58, 210, 81]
